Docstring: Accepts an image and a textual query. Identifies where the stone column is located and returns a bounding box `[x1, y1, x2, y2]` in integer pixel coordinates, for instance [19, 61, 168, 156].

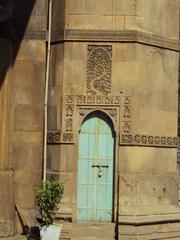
[0, 38, 15, 237]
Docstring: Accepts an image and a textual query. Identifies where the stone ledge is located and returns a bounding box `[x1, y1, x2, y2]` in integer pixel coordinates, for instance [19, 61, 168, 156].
[119, 205, 180, 226]
[23, 29, 180, 52]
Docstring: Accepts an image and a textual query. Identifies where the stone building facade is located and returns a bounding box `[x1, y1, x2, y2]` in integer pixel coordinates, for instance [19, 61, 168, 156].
[0, 0, 180, 239]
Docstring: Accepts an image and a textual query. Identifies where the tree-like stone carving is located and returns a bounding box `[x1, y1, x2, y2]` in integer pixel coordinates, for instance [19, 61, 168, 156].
[87, 45, 112, 95]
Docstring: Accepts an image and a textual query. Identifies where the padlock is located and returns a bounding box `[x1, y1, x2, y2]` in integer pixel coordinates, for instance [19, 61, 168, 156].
[98, 169, 102, 178]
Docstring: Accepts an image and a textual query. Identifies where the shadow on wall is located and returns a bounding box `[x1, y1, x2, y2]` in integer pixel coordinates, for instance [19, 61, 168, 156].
[0, 0, 36, 88]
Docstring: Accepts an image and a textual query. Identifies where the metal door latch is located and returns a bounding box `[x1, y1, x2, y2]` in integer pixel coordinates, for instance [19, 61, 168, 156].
[92, 165, 109, 178]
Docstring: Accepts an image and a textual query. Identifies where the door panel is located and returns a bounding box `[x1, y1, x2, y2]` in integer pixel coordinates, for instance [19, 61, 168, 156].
[77, 112, 114, 222]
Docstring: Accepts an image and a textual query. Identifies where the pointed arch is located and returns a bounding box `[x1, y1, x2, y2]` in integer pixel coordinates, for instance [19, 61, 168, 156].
[80, 110, 115, 135]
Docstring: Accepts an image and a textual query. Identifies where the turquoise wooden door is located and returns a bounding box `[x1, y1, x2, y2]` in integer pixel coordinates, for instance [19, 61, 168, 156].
[77, 112, 114, 222]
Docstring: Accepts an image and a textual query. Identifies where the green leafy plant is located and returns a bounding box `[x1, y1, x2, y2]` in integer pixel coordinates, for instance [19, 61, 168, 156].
[34, 180, 64, 226]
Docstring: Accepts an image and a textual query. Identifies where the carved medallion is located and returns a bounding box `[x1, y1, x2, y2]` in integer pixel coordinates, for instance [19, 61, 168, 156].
[47, 131, 61, 144]
[123, 122, 131, 133]
[87, 45, 112, 95]
[122, 96, 132, 136]
[63, 133, 73, 142]
[123, 105, 131, 118]
[65, 118, 73, 132]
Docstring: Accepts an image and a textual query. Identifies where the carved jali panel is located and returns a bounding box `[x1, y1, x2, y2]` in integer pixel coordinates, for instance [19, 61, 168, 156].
[87, 45, 112, 95]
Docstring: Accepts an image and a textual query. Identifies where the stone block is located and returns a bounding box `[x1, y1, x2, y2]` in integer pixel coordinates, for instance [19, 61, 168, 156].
[66, 0, 103, 15]
[65, 14, 114, 30]
[13, 85, 44, 106]
[47, 145, 61, 172]
[114, 0, 142, 16]
[10, 132, 43, 144]
[12, 61, 45, 87]
[16, 40, 46, 62]
[47, 105, 57, 130]
[0, 170, 15, 237]
[14, 105, 43, 132]
[15, 183, 36, 209]
[21, 0, 47, 31]
[122, 147, 177, 173]
[13, 143, 42, 184]
[119, 173, 179, 209]
[119, 220, 180, 239]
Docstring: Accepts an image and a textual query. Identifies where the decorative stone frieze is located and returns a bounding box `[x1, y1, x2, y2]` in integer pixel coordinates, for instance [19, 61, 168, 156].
[120, 134, 179, 148]
[61, 94, 122, 143]
[24, 29, 180, 52]
[76, 95, 120, 105]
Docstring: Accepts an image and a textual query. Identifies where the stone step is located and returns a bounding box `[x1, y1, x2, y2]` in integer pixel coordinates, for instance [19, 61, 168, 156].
[1, 236, 27, 240]
[71, 238, 115, 240]
[71, 223, 116, 239]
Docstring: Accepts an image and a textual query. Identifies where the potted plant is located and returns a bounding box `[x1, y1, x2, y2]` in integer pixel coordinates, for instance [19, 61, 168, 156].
[34, 180, 64, 240]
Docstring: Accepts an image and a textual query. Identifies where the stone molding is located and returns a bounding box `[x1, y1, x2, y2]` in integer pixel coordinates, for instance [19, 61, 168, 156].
[120, 134, 179, 148]
[23, 30, 46, 40]
[24, 29, 180, 51]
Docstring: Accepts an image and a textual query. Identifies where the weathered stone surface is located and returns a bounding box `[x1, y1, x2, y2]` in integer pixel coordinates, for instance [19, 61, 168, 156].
[9, 40, 45, 235]
[0, 0, 180, 239]
[46, 1, 180, 239]
[64, 0, 179, 39]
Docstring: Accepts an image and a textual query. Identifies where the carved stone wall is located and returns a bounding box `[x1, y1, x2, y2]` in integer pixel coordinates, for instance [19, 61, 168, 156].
[48, 94, 179, 148]
[60, 95, 121, 144]
[45, 1, 180, 239]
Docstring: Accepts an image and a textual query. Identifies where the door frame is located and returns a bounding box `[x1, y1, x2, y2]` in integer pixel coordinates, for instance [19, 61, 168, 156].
[73, 107, 120, 223]
[77, 110, 116, 222]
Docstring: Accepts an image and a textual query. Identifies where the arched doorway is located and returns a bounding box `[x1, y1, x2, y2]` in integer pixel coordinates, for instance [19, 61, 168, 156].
[77, 111, 115, 222]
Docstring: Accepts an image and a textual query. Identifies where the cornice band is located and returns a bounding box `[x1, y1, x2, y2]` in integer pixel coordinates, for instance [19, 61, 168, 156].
[24, 29, 180, 52]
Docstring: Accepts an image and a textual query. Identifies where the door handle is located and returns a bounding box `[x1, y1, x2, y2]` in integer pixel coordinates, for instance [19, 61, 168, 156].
[92, 165, 109, 168]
